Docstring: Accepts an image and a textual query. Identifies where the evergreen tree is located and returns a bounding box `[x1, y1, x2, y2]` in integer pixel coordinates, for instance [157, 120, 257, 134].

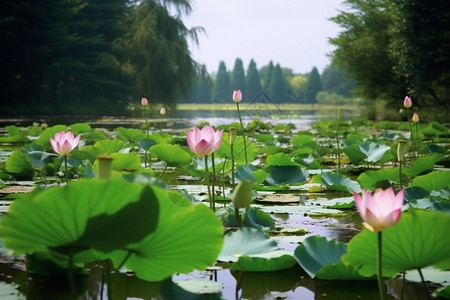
[231, 58, 246, 96]
[304, 67, 323, 103]
[261, 61, 274, 91]
[245, 59, 262, 101]
[268, 64, 289, 102]
[213, 61, 231, 103]
[184, 64, 212, 103]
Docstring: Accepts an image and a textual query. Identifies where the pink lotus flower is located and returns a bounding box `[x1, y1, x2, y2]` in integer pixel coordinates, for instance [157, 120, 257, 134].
[49, 131, 81, 156]
[233, 90, 242, 103]
[141, 97, 148, 106]
[186, 125, 223, 157]
[403, 96, 412, 108]
[353, 187, 404, 232]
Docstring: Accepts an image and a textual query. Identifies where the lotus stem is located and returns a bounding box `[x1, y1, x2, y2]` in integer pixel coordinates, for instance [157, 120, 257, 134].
[336, 108, 342, 171]
[405, 109, 416, 161]
[398, 160, 403, 190]
[234, 206, 242, 228]
[117, 250, 133, 271]
[231, 143, 236, 188]
[415, 123, 420, 158]
[236, 102, 248, 164]
[64, 155, 69, 184]
[143, 105, 150, 168]
[377, 231, 385, 300]
[211, 153, 216, 211]
[417, 268, 432, 300]
[159, 162, 168, 179]
[204, 156, 212, 210]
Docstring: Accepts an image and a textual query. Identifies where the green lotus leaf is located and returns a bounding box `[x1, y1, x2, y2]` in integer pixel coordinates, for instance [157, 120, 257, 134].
[217, 134, 258, 163]
[293, 235, 368, 280]
[69, 123, 91, 134]
[0, 179, 159, 255]
[0, 282, 25, 300]
[110, 152, 142, 172]
[106, 185, 224, 281]
[151, 144, 191, 167]
[342, 210, 450, 277]
[359, 141, 391, 163]
[243, 206, 275, 230]
[405, 153, 444, 177]
[411, 170, 450, 191]
[138, 138, 157, 151]
[256, 204, 345, 217]
[290, 134, 317, 149]
[342, 144, 365, 165]
[5, 150, 34, 178]
[434, 285, 450, 298]
[266, 153, 299, 167]
[265, 166, 308, 185]
[94, 139, 125, 154]
[116, 127, 146, 142]
[357, 168, 399, 190]
[321, 172, 361, 194]
[235, 164, 258, 182]
[161, 277, 222, 300]
[231, 249, 297, 272]
[34, 125, 68, 149]
[218, 227, 278, 262]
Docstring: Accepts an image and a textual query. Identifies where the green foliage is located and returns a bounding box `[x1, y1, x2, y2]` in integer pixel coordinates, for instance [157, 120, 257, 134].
[151, 144, 191, 168]
[231, 58, 246, 95]
[304, 67, 322, 103]
[213, 61, 231, 103]
[245, 59, 263, 101]
[343, 210, 450, 277]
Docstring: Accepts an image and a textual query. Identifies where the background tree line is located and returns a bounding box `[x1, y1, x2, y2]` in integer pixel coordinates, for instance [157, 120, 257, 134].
[1, 0, 448, 116]
[180, 59, 356, 104]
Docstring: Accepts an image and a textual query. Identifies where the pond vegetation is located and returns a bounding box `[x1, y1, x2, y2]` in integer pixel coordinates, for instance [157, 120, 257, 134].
[0, 104, 449, 300]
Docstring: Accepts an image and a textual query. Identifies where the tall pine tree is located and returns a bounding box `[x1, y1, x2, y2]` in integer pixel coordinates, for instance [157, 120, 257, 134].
[231, 58, 246, 96]
[304, 67, 323, 103]
[213, 61, 231, 103]
[246, 59, 262, 101]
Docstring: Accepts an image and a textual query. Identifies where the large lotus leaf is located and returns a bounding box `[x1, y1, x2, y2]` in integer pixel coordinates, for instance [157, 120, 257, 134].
[342, 210, 450, 278]
[28, 151, 57, 169]
[94, 139, 125, 154]
[151, 144, 191, 167]
[265, 166, 308, 185]
[0, 179, 159, 255]
[321, 172, 361, 193]
[69, 123, 91, 134]
[217, 134, 258, 163]
[290, 134, 317, 149]
[116, 127, 147, 142]
[405, 153, 444, 177]
[265, 153, 299, 167]
[5, 150, 34, 178]
[293, 235, 368, 280]
[342, 144, 365, 165]
[138, 138, 157, 151]
[34, 125, 68, 149]
[435, 285, 450, 298]
[160, 277, 222, 300]
[218, 227, 278, 262]
[106, 185, 224, 281]
[235, 164, 258, 182]
[411, 171, 450, 191]
[230, 249, 297, 272]
[243, 206, 275, 230]
[359, 142, 391, 163]
[357, 168, 399, 190]
[110, 153, 142, 171]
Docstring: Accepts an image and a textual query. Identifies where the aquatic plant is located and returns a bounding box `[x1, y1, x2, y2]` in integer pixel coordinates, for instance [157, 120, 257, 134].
[49, 131, 81, 184]
[353, 188, 404, 299]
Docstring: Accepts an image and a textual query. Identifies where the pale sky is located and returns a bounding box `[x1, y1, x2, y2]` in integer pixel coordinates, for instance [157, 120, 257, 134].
[182, 0, 344, 75]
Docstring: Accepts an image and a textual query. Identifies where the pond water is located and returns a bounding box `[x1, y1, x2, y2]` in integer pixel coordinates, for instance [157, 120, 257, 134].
[0, 105, 441, 300]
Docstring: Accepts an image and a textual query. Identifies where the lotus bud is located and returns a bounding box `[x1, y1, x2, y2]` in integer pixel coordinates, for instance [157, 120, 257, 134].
[397, 140, 408, 162]
[232, 90, 242, 103]
[403, 96, 412, 108]
[231, 180, 253, 209]
[160, 107, 166, 115]
[229, 127, 238, 145]
[97, 155, 113, 180]
[412, 113, 419, 123]
[141, 97, 148, 106]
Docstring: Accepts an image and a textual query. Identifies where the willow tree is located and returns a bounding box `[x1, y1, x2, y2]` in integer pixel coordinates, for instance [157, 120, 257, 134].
[114, 0, 200, 106]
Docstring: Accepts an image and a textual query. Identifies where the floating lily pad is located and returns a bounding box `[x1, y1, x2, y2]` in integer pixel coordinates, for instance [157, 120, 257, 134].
[151, 144, 192, 167]
[218, 227, 278, 263]
[321, 172, 361, 194]
[255, 204, 345, 217]
[411, 170, 450, 192]
[231, 249, 297, 272]
[293, 235, 368, 280]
